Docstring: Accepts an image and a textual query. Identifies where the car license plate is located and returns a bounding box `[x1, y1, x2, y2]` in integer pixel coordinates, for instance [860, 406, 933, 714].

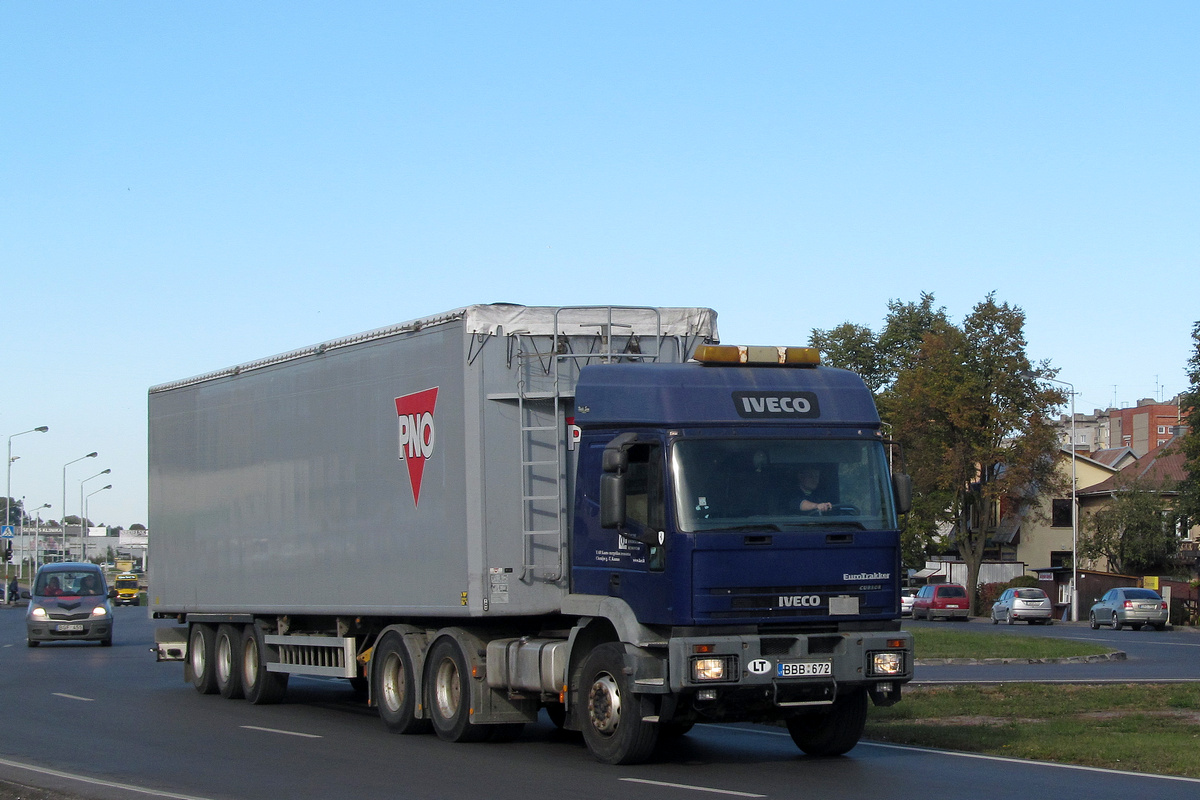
[1137, 603, 1157, 610]
[776, 660, 832, 678]
[55, 623, 84, 632]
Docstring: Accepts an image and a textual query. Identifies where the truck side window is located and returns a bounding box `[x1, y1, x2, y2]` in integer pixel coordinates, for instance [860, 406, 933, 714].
[624, 443, 665, 532]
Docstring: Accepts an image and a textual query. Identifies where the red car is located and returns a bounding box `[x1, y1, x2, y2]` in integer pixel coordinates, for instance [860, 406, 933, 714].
[911, 583, 970, 621]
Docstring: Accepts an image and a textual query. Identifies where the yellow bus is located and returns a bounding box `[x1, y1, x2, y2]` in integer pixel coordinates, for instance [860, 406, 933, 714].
[114, 572, 141, 606]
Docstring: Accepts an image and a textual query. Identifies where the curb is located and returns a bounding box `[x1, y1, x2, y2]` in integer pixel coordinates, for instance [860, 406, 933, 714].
[916, 651, 1127, 666]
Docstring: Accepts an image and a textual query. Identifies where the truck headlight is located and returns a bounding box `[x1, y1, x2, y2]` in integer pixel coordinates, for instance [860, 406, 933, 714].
[869, 651, 905, 676]
[691, 655, 737, 682]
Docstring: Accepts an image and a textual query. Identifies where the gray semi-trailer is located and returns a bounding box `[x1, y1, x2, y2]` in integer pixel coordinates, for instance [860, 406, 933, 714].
[150, 304, 913, 764]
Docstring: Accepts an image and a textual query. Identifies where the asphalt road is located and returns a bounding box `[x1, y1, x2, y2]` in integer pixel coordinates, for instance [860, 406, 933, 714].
[3, 605, 1200, 800]
[906, 615, 1200, 683]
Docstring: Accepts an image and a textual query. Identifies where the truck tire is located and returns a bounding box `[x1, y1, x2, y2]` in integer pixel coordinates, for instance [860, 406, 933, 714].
[241, 624, 288, 705]
[215, 624, 245, 699]
[189, 624, 219, 695]
[578, 643, 658, 765]
[785, 687, 868, 757]
[373, 633, 430, 734]
[425, 637, 490, 743]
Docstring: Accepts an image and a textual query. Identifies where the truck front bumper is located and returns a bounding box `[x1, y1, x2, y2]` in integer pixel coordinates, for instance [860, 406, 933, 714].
[663, 629, 911, 717]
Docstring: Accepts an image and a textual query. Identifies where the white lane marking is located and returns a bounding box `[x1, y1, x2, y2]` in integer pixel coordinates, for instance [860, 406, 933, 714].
[864, 741, 1200, 784]
[240, 724, 323, 739]
[52, 692, 95, 701]
[716, 725, 1200, 784]
[0, 755, 217, 800]
[620, 778, 766, 797]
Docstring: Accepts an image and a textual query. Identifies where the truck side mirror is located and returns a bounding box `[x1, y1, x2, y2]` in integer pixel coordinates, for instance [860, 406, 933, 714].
[892, 473, 913, 515]
[600, 473, 626, 528]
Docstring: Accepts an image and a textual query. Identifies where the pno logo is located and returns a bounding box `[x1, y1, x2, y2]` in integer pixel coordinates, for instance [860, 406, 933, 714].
[395, 387, 439, 506]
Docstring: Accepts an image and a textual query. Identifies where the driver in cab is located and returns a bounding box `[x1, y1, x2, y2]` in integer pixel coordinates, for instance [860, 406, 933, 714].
[792, 465, 833, 513]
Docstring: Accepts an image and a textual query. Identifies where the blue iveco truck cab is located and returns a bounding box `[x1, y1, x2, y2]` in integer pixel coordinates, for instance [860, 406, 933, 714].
[150, 306, 913, 765]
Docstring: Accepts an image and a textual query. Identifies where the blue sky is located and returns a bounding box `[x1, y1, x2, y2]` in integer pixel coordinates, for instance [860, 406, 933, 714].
[3, 2, 1197, 528]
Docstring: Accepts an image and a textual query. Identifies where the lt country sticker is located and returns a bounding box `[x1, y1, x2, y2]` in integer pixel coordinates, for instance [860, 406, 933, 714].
[395, 387, 439, 506]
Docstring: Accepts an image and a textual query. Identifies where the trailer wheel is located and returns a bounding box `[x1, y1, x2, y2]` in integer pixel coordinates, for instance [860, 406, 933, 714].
[373, 633, 430, 734]
[189, 624, 218, 695]
[578, 643, 658, 765]
[215, 624, 245, 699]
[425, 637, 489, 743]
[241, 624, 288, 705]
[785, 687, 868, 757]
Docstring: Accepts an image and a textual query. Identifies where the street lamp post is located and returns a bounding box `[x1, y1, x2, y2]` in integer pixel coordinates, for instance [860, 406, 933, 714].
[79, 470, 111, 561]
[24, 503, 50, 577]
[84, 485, 111, 563]
[63, 452, 98, 562]
[6, 426, 49, 597]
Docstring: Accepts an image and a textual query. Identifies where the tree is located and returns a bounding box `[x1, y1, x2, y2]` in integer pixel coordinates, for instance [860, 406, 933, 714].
[2, 497, 25, 527]
[1080, 475, 1179, 575]
[810, 292, 949, 396]
[1176, 321, 1200, 527]
[809, 323, 885, 392]
[888, 295, 1065, 613]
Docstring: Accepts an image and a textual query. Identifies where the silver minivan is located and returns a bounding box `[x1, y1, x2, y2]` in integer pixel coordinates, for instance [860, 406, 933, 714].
[24, 562, 115, 647]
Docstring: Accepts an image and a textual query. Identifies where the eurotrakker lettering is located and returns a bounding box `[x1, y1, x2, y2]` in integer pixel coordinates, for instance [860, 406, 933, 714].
[843, 572, 890, 581]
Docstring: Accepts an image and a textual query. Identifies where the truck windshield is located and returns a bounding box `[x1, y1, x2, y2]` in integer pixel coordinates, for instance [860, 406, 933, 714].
[672, 438, 897, 532]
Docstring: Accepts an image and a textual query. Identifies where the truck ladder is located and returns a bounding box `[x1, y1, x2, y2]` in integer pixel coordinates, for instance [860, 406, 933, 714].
[514, 307, 668, 583]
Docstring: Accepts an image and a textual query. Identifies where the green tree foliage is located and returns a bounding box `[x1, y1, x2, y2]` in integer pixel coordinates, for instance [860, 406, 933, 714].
[1080, 475, 1179, 575]
[1176, 321, 1200, 526]
[2, 497, 25, 527]
[810, 292, 949, 396]
[887, 294, 1065, 613]
[809, 323, 885, 392]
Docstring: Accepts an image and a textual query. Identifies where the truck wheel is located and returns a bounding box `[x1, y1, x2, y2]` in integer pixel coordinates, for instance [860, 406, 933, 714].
[189, 624, 219, 695]
[215, 624, 245, 699]
[241, 624, 288, 705]
[786, 687, 868, 757]
[578, 643, 658, 765]
[374, 633, 430, 734]
[425, 637, 489, 743]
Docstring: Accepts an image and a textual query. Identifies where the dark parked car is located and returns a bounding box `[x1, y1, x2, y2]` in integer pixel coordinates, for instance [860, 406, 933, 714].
[911, 583, 969, 621]
[991, 587, 1053, 625]
[1089, 587, 1169, 631]
[24, 562, 114, 647]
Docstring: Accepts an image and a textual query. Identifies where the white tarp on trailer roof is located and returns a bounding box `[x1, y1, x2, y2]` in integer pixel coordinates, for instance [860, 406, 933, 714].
[152, 305, 719, 393]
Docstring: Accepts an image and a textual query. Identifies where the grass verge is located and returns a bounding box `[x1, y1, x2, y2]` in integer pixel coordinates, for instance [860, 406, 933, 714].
[867, 683, 1200, 778]
[908, 626, 1113, 660]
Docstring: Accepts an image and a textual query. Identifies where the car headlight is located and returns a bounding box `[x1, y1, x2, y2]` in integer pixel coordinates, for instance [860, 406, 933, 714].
[31, 607, 48, 619]
[91, 606, 110, 617]
[869, 651, 905, 676]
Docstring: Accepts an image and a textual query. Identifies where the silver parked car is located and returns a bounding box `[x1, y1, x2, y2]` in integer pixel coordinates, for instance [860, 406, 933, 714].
[24, 562, 114, 647]
[991, 587, 1053, 625]
[1088, 587, 1169, 631]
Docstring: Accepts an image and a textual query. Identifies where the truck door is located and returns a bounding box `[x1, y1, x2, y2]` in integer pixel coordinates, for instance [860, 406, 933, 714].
[572, 438, 672, 615]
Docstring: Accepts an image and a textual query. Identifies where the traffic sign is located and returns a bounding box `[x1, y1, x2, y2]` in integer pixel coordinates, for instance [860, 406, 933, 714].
[0, 525, 14, 538]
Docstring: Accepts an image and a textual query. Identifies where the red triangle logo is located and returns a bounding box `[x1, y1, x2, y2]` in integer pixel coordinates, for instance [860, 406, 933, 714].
[395, 387, 439, 506]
